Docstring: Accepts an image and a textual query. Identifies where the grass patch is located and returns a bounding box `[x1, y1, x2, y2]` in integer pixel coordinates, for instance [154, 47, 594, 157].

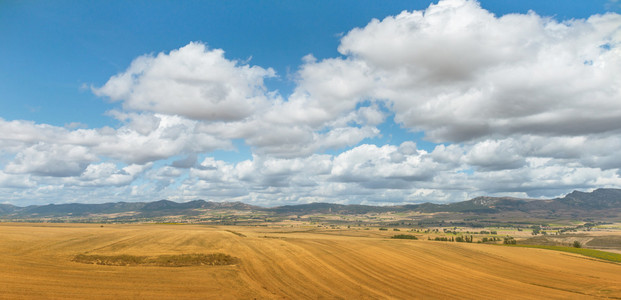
[391, 234, 418, 240]
[73, 254, 147, 266]
[73, 253, 239, 267]
[505, 245, 621, 263]
[585, 236, 621, 248]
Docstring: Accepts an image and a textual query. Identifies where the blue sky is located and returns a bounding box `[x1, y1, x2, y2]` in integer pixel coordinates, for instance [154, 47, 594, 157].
[1, 0, 620, 206]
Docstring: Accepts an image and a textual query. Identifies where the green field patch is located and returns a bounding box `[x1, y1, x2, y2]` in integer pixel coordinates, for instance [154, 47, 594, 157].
[73, 253, 239, 267]
[505, 245, 621, 263]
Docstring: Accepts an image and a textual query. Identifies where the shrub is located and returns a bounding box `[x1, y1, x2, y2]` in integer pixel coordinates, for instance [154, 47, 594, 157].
[573, 241, 582, 248]
[503, 237, 517, 245]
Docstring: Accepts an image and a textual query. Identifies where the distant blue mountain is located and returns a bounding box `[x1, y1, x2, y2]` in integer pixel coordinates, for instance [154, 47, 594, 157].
[1, 188, 620, 219]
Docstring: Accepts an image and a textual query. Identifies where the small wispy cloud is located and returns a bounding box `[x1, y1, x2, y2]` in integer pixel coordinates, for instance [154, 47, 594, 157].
[25, 105, 41, 113]
[606, 0, 621, 11]
[64, 122, 88, 129]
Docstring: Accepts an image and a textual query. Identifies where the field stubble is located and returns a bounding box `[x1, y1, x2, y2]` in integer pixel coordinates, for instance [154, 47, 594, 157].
[0, 223, 620, 299]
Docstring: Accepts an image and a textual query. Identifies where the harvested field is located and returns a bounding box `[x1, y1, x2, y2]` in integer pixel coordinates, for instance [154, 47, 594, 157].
[1, 223, 620, 299]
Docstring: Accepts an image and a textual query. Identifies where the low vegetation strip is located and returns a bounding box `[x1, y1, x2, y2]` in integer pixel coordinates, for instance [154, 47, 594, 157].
[505, 245, 621, 263]
[225, 230, 246, 237]
[72, 253, 239, 267]
[391, 234, 418, 240]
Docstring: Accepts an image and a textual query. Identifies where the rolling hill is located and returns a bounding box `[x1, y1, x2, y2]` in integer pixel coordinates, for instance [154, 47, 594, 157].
[1, 188, 620, 220]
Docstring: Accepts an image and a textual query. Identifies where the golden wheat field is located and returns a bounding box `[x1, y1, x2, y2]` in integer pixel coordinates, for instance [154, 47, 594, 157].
[1, 223, 620, 299]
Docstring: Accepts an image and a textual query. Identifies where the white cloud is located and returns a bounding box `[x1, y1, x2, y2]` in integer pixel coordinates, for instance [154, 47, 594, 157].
[5, 143, 97, 177]
[0, 171, 35, 188]
[0, 115, 232, 166]
[335, 0, 621, 142]
[284, 57, 374, 126]
[318, 126, 380, 150]
[75, 162, 151, 187]
[464, 139, 526, 171]
[93, 42, 277, 121]
[330, 143, 438, 189]
[94, 113, 232, 164]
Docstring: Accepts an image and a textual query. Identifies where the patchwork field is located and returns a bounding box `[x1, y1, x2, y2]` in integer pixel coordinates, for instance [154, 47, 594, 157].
[1, 223, 620, 299]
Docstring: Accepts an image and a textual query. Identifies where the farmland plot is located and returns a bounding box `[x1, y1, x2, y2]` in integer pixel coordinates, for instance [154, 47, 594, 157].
[0, 223, 620, 299]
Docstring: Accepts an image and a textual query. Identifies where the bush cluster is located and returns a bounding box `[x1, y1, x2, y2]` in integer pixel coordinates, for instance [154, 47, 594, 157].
[391, 234, 418, 240]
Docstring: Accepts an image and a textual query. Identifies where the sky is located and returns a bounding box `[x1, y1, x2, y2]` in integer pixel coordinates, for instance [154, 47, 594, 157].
[1, 0, 621, 206]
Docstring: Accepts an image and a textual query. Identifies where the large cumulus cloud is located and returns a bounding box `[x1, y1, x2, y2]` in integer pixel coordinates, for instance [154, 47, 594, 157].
[336, 0, 621, 142]
[93, 42, 277, 121]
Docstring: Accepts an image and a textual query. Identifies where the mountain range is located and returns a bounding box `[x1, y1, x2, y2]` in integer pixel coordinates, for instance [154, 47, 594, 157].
[1, 188, 620, 220]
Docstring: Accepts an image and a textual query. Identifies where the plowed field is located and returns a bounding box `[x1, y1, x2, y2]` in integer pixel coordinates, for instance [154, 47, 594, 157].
[1, 223, 620, 299]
